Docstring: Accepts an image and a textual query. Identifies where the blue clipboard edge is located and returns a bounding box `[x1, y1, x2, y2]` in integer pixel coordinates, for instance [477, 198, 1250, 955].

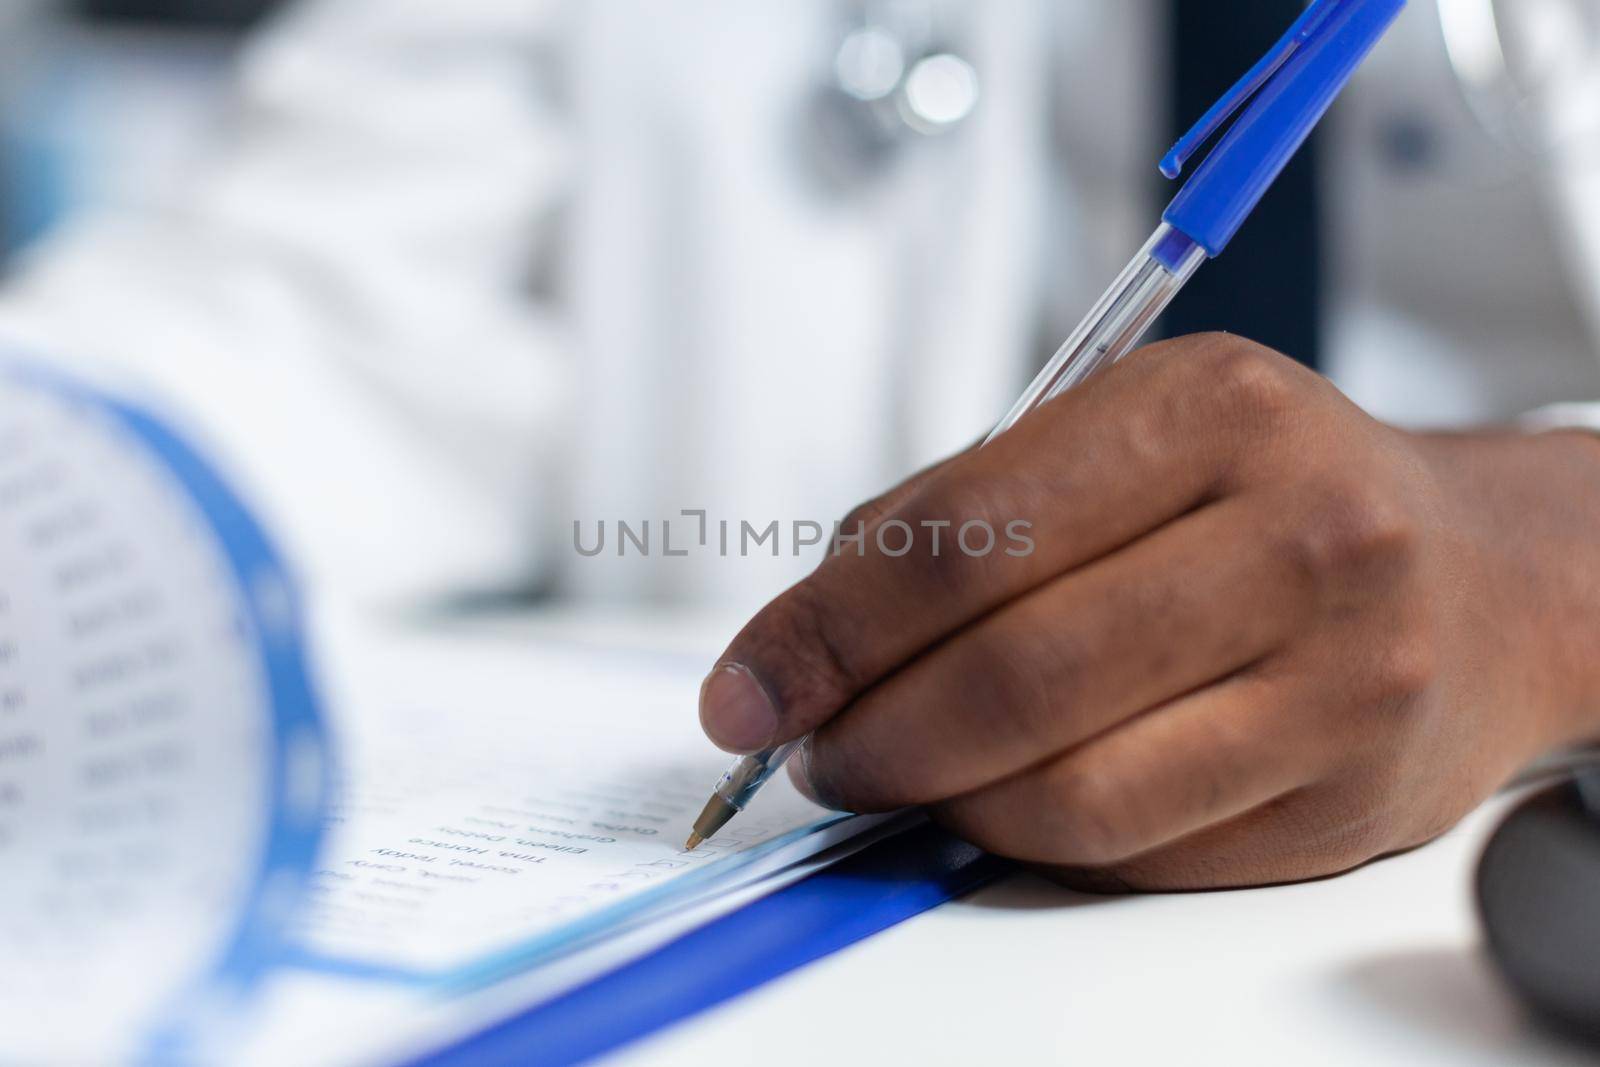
[404, 824, 1014, 1067]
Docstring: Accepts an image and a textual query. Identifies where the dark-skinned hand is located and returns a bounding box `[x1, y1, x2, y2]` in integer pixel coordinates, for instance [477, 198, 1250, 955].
[699, 334, 1600, 891]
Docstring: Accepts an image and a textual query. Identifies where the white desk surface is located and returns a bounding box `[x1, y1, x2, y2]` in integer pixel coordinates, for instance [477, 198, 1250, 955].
[444, 607, 1594, 1067]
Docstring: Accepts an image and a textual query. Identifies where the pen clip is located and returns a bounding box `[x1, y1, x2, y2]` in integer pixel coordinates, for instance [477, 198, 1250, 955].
[1159, 0, 1350, 180]
[1156, 0, 1404, 256]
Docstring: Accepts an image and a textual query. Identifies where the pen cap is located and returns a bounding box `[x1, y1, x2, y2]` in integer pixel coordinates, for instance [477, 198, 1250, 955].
[1161, 0, 1405, 257]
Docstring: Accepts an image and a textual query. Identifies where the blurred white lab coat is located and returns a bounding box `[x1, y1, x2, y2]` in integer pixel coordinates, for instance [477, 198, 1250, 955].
[0, 0, 1596, 613]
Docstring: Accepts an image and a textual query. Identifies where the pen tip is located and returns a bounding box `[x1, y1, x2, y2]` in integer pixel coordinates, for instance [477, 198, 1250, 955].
[687, 793, 739, 852]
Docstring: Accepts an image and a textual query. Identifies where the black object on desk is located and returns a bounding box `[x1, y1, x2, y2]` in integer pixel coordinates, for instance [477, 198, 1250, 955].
[1477, 773, 1600, 1043]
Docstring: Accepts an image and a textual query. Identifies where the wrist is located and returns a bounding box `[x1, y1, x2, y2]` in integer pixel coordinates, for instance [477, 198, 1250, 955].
[1412, 426, 1600, 753]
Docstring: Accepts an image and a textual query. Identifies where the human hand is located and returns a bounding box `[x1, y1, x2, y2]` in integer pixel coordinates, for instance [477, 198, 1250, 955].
[699, 334, 1600, 890]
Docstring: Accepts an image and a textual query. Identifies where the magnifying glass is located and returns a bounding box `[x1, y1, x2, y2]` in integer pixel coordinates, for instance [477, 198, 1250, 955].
[1438, 0, 1600, 165]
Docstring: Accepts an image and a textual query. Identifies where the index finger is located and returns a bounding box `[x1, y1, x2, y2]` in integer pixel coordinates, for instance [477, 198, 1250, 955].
[698, 335, 1302, 753]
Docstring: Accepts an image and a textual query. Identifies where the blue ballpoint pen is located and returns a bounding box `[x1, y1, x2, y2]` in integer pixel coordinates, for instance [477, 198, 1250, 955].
[688, 0, 1408, 850]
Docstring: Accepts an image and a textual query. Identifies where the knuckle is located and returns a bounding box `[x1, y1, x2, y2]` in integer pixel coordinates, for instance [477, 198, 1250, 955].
[951, 664, 1036, 754]
[958, 622, 1082, 749]
[1202, 335, 1301, 426]
[1044, 765, 1146, 866]
[838, 494, 891, 536]
[1112, 389, 1182, 473]
[892, 484, 1004, 594]
[1364, 630, 1439, 709]
[1280, 479, 1420, 590]
[742, 581, 864, 713]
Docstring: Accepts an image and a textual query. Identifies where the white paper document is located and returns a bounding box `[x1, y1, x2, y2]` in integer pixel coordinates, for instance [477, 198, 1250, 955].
[289, 615, 873, 990]
[0, 361, 883, 1066]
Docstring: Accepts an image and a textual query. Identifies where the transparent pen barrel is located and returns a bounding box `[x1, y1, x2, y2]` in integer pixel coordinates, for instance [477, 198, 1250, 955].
[715, 739, 804, 811]
[987, 224, 1207, 442]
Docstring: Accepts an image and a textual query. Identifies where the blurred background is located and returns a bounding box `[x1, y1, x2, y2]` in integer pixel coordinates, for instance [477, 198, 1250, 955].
[0, 0, 1597, 615]
[0, 0, 269, 257]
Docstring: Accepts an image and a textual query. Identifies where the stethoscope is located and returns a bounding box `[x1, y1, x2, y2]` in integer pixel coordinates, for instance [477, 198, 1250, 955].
[1438, 0, 1600, 164]
[810, 1, 980, 189]
[816, 1, 1600, 178]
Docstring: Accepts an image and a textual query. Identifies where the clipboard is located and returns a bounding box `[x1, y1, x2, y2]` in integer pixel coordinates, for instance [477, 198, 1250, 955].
[403, 825, 1012, 1067]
